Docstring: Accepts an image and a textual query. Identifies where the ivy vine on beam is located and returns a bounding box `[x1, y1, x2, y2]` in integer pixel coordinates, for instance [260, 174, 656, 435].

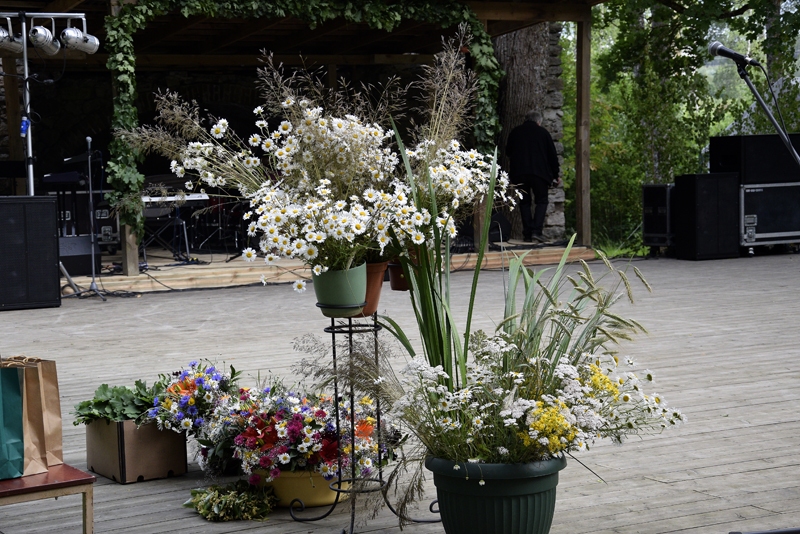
[104, 0, 504, 233]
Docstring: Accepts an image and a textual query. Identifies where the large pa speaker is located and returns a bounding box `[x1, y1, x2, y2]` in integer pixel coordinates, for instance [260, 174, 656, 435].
[710, 134, 800, 184]
[0, 196, 61, 310]
[673, 173, 740, 261]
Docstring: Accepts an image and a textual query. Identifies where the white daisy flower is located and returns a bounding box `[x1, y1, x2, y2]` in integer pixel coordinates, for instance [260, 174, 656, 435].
[241, 247, 257, 261]
[293, 280, 307, 293]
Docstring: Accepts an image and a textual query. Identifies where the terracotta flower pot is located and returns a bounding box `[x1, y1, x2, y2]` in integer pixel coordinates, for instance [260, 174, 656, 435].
[356, 261, 389, 317]
[387, 262, 409, 291]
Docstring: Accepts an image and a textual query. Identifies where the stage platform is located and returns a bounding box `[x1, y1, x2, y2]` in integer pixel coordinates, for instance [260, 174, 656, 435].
[61, 240, 596, 295]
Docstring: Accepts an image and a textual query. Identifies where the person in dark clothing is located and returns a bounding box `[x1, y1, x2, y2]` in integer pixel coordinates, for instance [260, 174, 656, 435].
[505, 110, 560, 243]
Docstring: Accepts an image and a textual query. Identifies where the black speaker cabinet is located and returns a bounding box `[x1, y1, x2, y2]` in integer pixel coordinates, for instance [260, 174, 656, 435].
[59, 236, 102, 277]
[673, 173, 740, 261]
[0, 196, 61, 310]
[710, 134, 800, 184]
[642, 184, 674, 247]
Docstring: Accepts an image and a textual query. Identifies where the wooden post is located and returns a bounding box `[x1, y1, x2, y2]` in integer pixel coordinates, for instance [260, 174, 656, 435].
[121, 224, 139, 276]
[575, 18, 591, 247]
[327, 64, 337, 88]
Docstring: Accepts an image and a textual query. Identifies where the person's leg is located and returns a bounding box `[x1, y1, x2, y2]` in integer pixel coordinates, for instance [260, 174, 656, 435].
[530, 175, 549, 238]
[516, 176, 534, 240]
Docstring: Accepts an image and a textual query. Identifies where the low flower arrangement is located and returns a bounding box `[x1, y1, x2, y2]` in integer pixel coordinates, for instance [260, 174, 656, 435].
[202, 381, 389, 485]
[146, 360, 240, 438]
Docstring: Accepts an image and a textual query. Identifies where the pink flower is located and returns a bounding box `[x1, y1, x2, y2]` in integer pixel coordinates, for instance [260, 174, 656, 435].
[248, 473, 261, 485]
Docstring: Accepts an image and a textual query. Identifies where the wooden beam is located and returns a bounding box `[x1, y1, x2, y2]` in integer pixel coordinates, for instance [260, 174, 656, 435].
[270, 19, 350, 54]
[44, 0, 86, 12]
[200, 17, 290, 55]
[335, 21, 428, 55]
[466, 2, 591, 22]
[137, 16, 208, 53]
[2, 57, 24, 161]
[105, 53, 436, 68]
[575, 19, 591, 247]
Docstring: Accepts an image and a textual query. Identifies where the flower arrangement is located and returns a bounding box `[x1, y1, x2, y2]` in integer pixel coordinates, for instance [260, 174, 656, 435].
[202, 381, 389, 485]
[146, 360, 240, 439]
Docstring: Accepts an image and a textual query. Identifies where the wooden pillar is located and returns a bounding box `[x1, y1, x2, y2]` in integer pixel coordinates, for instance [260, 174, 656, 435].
[327, 64, 337, 88]
[121, 224, 139, 276]
[575, 18, 591, 247]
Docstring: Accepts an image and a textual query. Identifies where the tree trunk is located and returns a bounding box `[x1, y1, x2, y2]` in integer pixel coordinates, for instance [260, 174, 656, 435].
[494, 23, 565, 241]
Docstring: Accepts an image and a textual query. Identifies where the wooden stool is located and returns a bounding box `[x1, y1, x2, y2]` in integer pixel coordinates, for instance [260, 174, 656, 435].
[0, 464, 95, 533]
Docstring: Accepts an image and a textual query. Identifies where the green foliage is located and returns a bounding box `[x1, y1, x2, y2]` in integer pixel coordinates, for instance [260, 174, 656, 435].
[72, 380, 163, 425]
[105, 0, 505, 237]
[184, 480, 277, 522]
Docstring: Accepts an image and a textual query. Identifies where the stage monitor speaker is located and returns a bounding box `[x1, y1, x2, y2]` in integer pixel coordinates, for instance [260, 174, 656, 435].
[59, 236, 101, 277]
[709, 134, 800, 184]
[0, 196, 61, 310]
[642, 184, 674, 247]
[673, 173, 740, 261]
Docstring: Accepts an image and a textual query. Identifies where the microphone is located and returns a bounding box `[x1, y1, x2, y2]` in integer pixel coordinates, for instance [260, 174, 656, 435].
[86, 136, 92, 151]
[709, 41, 760, 67]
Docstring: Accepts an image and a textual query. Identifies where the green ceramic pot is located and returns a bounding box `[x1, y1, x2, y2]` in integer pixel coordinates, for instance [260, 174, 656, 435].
[425, 455, 567, 534]
[311, 263, 367, 318]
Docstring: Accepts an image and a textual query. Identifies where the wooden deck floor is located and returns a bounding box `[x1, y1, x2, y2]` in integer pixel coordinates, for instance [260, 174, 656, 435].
[2, 250, 800, 533]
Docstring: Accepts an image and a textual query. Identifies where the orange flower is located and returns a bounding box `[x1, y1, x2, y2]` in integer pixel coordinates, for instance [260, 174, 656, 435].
[356, 420, 374, 439]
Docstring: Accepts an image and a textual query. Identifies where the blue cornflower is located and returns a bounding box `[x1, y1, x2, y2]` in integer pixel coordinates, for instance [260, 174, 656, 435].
[153, 396, 159, 407]
[187, 405, 198, 416]
[189, 360, 198, 368]
[176, 411, 184, 420]
[206, 366, 216, 375]
[194, 417, 204, 427]
[179, 395, 190, 407]
[263, 387, 271, 394]
[148, 408, 158, 417]
[204, 383, 212, 390]
[212, 373, 222, 381]
[195, 377, 205, 387]
[179, 370, 190, 380]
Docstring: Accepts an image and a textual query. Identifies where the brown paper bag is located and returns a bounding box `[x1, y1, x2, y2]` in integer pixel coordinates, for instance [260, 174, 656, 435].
[0, 360, 48, 476]
[2, 356, 63, 466]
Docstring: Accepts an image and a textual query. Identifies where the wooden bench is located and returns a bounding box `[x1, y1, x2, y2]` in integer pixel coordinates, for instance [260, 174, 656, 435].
[0, 464, 95, 534]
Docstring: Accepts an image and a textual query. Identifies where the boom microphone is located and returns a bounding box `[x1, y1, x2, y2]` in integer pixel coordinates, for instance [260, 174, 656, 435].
[709, 41, 760, 67]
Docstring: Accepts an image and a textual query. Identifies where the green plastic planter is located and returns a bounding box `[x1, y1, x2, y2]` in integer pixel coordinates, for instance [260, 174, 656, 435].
[311, 263, 367, 318]
[425, 455, 567, 534]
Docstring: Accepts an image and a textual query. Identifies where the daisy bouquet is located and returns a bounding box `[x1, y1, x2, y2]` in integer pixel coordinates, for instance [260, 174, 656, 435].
[213, 381, 390, 485]
[236, 105, 400, 276]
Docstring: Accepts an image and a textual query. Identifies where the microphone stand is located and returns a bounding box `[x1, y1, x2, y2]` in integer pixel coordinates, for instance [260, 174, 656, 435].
[736, 63, 800, 172]
[69, 136, 108, 301]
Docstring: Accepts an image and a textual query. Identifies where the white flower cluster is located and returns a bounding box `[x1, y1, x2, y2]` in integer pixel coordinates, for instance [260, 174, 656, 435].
[392, 333, 685, 464]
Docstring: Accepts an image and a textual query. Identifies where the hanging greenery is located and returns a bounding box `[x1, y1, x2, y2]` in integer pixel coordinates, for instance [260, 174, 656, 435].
[103, 0, 503, 234]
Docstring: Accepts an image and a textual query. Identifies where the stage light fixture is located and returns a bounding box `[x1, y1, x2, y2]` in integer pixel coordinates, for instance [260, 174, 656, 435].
[29, 22, 61, 56]
[61, 20, 98, 54]
[0, 18, 23, 53]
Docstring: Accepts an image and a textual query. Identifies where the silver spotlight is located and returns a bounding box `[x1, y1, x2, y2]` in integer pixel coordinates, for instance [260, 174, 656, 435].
[0, 18, 23, 54]
[61, 21, 98, 54]
[30, 22, 61, 56]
